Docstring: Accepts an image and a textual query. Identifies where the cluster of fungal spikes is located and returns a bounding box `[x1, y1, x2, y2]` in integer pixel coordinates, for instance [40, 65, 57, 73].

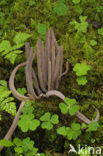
[0, 29, 99, 152]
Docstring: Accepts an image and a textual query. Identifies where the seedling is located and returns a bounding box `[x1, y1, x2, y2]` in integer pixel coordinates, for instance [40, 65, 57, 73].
[70, 16, 88, 33]
[18, 103, 40, 132]
[73, 63, 91, 85]
[54, 1, 68, 16]
[37, 23, 47, 35]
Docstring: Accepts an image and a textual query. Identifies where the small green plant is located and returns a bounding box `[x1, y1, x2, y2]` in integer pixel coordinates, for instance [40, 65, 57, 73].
[57, 123, 81, 140]
[70, 16, 88, 33]
[0, 32, 32, 64]
[0, 80, 16, 120]
[72, 0, 80, 4]
[40, 112, 59, 130]
[18, 102, 40, 132]
[59, 97, 79, 115]
[86, 122, 100, 132]
[17, 88, 27, 96]
[53, 1, 68, 16]
[81, 121, 100, 132]
[13, 137, 39, 156]
[73, 63, 91, 85]
[37, 23, 47, 35]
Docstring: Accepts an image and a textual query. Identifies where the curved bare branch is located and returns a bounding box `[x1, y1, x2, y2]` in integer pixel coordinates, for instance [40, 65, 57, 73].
[9, 62, 31, 101]
[43, 90, 100, 124]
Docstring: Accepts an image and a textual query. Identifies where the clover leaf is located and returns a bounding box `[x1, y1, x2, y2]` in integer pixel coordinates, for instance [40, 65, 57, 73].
[57, 123, 81, 140]
[59, 97, 79, 115]
[86, 122, 99, 132]
[40, 112, 59, 130]
[18, 114, 40, 132]
[54, 2, 68, 16]
[70, 16, 88, 33]
[73, 63, 91, 76]
[67, 123, 81, 140]
[13, 137, 38, 155]
[76, 76, 87, 85]
[72, 0, 80, 4]
[37, 23, 46, 35]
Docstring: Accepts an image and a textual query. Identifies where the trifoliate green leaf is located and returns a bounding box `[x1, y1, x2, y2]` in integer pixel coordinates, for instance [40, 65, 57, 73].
[54, 2, 68, 16]
[13, 32, 32, 44]
[37, 23, 46, 35]
[18, 114, 40, 132]
[0, 139, 13, 147]
[76, 76, 87, 85]
[73, 63, 91, 76]
[41, 122, 53, 130]
[70, 16, 88, 33]
[51, 114, 59, 124]
[40, 112, 51, 121]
